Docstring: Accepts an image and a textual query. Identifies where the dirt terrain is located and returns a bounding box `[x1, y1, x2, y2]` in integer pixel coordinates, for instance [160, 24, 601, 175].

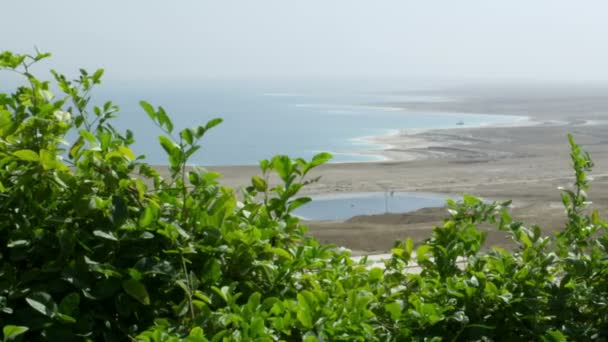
[184, 85, 608, 254]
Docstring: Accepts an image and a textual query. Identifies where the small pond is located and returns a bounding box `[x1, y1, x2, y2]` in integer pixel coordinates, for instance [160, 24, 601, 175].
[294, 192, 447, 221]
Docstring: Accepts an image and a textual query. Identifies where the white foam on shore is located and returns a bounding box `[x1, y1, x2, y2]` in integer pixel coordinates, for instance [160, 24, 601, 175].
[349, 129, 400, 150]
[294, 103, 408, 114]
[346, 113, 536, 162]
[577, 119, 608, 126]
[326, 153, 389, 163]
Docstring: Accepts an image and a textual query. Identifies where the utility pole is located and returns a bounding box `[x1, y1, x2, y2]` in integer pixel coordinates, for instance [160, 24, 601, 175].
[378, 182, 392, 214]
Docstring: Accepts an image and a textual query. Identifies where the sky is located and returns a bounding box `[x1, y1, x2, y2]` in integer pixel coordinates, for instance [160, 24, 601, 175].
[2, 1, 608, 83]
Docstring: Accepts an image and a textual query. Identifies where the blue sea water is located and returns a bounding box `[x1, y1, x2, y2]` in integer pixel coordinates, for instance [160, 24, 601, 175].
[90, 81, 522, 166]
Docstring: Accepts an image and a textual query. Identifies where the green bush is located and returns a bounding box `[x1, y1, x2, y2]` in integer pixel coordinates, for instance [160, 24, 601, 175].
[1, 51, 607, 341]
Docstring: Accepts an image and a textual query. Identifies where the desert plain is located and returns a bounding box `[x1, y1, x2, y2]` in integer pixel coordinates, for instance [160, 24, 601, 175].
[204, 84, 608, 255]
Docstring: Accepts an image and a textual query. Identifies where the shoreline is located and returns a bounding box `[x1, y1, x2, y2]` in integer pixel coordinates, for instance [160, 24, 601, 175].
[154, 88, 608, 253]
[350, 114, 535, 163]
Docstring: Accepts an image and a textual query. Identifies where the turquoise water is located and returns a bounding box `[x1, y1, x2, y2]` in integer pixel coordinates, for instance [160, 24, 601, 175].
[89, 81, 522, 166]
[294, 192, 447, 221]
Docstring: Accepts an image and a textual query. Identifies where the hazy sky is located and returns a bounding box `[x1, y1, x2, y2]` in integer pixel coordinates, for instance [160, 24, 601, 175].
[2, 1, 608, 82]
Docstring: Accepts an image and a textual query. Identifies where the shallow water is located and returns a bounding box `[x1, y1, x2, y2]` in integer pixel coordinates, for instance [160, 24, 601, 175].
[88, 80, 523, 166]
[293, 192, 447, 221]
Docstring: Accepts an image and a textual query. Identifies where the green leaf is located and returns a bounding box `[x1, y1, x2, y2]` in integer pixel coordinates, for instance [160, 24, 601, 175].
[251, 176, 267, 192]
[405, 237, 414, 255]
[0, 110, 13, 136]
[303, 336, 318, 342]
[111, 195, 128, 226]
[69, 136, 84, 159]
[0, 297, 11, 315]
[310, 152, 332, 167]
[188, 171, 201, 185]
[186, 327, 208, 342]
[139, 205, 156, 228]
[118, 146, 135, 161]
[54, 312, 77, 324]
[79, 130, 97, 144]
[270, 247, 293, 260]
[25, 292, 57, 317]
[416, 245, 432, 264]
[205, 118, 223, 131]
[99, 132, 112, 149]
[158, 135, 177, 156]
[122, 279, 150, 305]
[211, 286, 231, 303]
[195, 126, 206, 139]
[272, 155, 292, 182]
[6, 240, 28, 248]
[92, 68, 104, 83]
[302, 152, 332, 175]
[259, 159, 270, 173]
[202, 258, 222, 282]
[157, 107, 173, 133]
[93, 230, 118, 241]
[462, 193, 481, 206]
[34, 50, 52, 61]
[58, 293, 80, 318]
[2, 325, 29, 341]
[181, 128, 194, 145]
[13, 149, 39, 162]
[369, 267, 383, 281]
[140, 101, 156, 121]
[391, 248, 404, 257]
[39, 149, 55, 170]
[288, 197, 311, 212]
[296, 293, 314, 329]
[385, 302, 402, 320]
[543, 330, 567, 342]
[519, 232, 532, 248]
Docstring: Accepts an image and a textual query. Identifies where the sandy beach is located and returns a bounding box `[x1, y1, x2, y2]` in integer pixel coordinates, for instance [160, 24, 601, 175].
[176, 85, 608, 254]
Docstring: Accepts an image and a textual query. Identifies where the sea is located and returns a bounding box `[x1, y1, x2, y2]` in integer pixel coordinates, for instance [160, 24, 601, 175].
[89, 80, 524, 166]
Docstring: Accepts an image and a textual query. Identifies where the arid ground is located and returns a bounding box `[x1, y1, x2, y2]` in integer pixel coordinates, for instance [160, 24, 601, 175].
[184, 84, 608, 255]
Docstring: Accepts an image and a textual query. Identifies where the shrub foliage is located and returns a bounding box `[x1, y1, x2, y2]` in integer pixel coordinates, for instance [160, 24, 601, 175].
[1, 51, 608, 341]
